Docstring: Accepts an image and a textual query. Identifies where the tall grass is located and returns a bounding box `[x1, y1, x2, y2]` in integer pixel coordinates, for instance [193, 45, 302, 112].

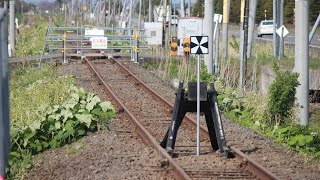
[10, 64, 75, 129]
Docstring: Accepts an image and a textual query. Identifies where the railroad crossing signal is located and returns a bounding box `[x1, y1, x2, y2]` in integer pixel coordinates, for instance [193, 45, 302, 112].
[190, 36, 209, 54]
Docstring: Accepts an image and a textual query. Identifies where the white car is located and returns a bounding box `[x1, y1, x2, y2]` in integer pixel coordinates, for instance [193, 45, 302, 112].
[257, 20, 274, 37]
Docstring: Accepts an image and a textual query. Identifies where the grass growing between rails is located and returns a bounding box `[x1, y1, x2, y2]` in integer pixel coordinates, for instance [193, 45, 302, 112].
[7, 64, 116, 179]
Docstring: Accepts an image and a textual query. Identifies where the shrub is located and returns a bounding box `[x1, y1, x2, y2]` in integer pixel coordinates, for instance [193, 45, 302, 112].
[267, 64, 300, 126]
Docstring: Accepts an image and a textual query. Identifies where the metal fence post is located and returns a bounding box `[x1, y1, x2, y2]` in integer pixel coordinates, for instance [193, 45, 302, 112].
[0, 8, 10, 178]
[62, 32, 67, 63]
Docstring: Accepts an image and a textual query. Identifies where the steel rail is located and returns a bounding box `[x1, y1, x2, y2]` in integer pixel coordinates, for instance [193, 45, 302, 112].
[110, 58, 280, 180]
[83, 57, 190, 180]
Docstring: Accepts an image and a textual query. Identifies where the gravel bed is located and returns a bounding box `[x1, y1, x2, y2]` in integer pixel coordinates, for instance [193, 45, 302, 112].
[26, 62, 174, 179]
[90, 59, 259, 178]
[121, 59, 320, 180]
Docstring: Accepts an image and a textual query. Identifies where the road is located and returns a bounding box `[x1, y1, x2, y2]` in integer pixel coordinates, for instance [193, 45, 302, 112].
[229, 28, 320, 48]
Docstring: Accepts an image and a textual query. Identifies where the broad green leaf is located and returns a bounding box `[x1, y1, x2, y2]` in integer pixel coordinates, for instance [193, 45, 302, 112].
[277, 127, 289, 134]
[71, 92, 80, 102]
[60, 109, 73, 122]
[48, 113, 61, 121]
[55, 122, 61, 129]
[304, 135, 313, 143]
[78, 109, 87, 113]
[100, 111, 115, 123]
[77, 129, 86, 136]
[99, 101, 115, 112]
[86, 101, 97, 112]
[75, 114, 92, 128]
[64, 99, 78, 109]
[288, 137, 298, 146]
[29, 120, 41, 132]
[78, 87, 86, 94]
[23, 130, 36, 147]
[91, 107, 102, 116]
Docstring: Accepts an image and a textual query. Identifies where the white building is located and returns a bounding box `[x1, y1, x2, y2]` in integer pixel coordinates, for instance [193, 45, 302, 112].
[177, 17, 203, 55]
[144, 22, 163, 45]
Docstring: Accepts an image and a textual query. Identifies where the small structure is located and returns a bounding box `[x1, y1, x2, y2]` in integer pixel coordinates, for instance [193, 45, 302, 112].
[177, 17, 203, 55]
[144, 22, 163, 45]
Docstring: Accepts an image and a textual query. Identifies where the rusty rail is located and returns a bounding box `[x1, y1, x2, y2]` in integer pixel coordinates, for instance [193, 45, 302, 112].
[110, 58, 280, 180]
[84, 57, 190, 180]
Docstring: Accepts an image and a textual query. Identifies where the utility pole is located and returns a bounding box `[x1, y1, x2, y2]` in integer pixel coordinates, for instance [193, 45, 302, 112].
[247, 0, 257, 58]
[21, 0, 23, 16]
[163, 0, 168, 49]
[294, 0, 309, 125]
[275, 0, 281, 57]
[279, 0, 284, 57]
[148, 0, 152, 22]
[9, 0, 15, 54]
[273, 0, 276, 56]
[138, 0, 142, 36]
[188, 0, 191, 16]
[128, 0, 133, 30]
[243, 0, 249, 90]
[180, 0, 185, 17]
[222, 0, 230, 59]
[105, 0, 107, 27]
[203, 0, 214, 74]
[0, 8, 10, 180]
[64, 3, 67, 26]
[239, 0, 245, 89]
[108, 0, 111, 25]
[168, 0, 172, 40]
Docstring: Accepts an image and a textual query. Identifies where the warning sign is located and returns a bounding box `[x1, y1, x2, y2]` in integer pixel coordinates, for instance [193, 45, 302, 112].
[91, 37, 108, 49]
[85, 29, 104, 37]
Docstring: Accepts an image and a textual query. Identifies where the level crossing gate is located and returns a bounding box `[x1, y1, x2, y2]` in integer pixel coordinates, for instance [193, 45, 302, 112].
[40, 26, 149, 64]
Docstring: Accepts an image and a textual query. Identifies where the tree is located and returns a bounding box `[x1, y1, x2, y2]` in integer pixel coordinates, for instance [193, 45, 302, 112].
[310, 0, 320, 22]
[256, 0, 273, 23]
[55, 0, 63, 9]
[229, 0, 241, 23]
[192, 0, 204, 17]
[215, 0, 223, 14]
[284, 0, 294, 24]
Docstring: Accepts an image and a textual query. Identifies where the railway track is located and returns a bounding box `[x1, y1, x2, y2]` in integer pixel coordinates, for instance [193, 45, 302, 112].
[83, 57, 279, 180]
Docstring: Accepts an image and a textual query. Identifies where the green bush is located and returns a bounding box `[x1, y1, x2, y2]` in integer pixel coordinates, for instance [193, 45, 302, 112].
[267, 65, 300, 125]
[7, 65, 116, 179]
